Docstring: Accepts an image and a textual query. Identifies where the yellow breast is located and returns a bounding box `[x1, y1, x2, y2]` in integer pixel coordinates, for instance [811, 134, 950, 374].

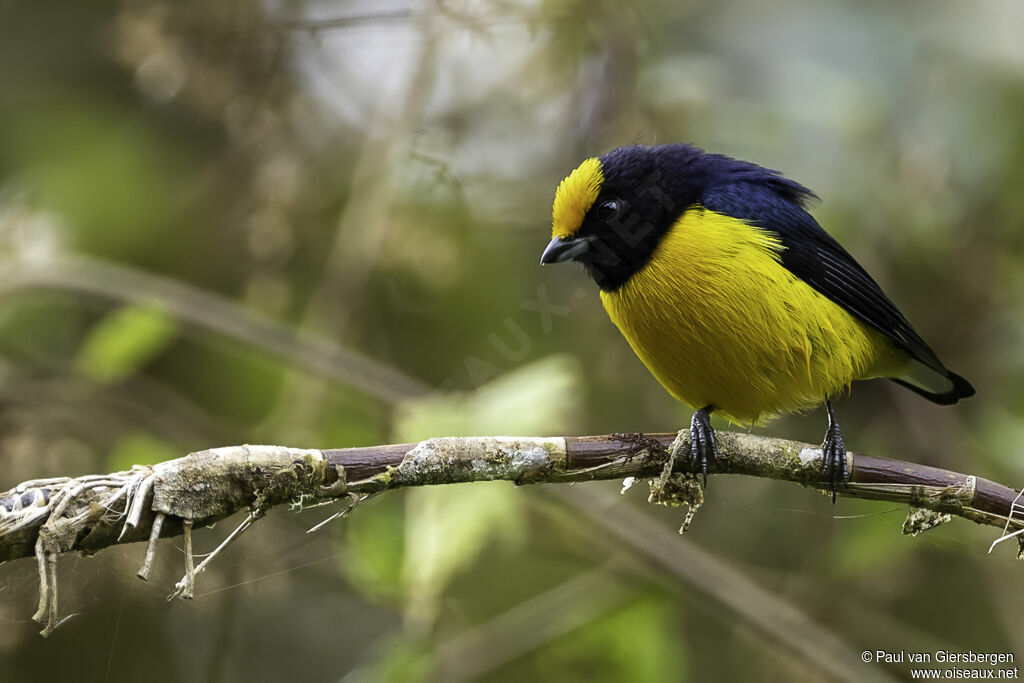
[599, 207, 907, 425]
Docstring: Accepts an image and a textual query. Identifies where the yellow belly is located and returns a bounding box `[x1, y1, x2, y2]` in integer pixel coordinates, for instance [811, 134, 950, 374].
[599, 207, 908, 425]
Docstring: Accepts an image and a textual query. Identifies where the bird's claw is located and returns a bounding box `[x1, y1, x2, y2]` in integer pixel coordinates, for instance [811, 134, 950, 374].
[691, 411, 718, 486]
[819, 420, 848, 504]
[669, 408, 717, 487]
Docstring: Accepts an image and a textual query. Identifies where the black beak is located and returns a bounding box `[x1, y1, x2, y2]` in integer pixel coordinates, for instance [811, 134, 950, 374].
[540, 236, 591, 265]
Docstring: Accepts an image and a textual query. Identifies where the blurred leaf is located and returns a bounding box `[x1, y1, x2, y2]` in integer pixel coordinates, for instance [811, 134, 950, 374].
[75, 302, 176, 383]
[395, 354, 583, 438]
[106, 431, 179, 471]
[392, 355, 583, 627]
[402, 482, 525, 627]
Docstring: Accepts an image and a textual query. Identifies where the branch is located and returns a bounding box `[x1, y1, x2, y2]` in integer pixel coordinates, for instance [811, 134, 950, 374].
[1, 431, 1020, 636]
[0, 255, 430, 403]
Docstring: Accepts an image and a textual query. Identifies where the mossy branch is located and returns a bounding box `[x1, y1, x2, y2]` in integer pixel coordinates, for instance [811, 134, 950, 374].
[1, 431, 1020, 635]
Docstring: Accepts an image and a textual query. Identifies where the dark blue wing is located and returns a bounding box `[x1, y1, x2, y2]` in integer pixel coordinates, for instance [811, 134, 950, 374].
[701, 180, 973, 403]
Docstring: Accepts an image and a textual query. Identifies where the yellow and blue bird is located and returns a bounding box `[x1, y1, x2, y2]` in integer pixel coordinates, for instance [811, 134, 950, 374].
[540, 144, 974, 496]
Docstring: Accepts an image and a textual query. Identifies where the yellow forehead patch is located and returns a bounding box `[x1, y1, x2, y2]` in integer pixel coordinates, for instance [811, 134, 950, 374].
[552, 157, 604, 239]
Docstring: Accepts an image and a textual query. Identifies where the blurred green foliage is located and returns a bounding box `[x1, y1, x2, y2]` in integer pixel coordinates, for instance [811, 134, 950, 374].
[76, 303, 177, 384]
[1, 0, 1023, 680]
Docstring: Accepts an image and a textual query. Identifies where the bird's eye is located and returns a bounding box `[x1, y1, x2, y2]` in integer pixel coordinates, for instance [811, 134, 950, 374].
[596, 199, 622, 222]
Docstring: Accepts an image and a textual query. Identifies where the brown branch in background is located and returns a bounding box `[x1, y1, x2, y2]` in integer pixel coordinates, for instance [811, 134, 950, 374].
[549, 485, 901, 683]
[0, 255, 430, 403]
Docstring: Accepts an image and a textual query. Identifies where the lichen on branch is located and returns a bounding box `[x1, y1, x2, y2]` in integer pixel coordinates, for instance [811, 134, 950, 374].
[1, 431, 1021, 636]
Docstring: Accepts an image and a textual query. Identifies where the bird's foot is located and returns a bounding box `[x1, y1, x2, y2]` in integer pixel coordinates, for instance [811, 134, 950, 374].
[819, 402, 848, 504]
[667, 406, 717, 487]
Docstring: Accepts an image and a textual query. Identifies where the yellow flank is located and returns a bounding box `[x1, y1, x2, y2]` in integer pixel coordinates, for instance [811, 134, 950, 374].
[600, 207, 910, 425]
[552, 157, 603, 239]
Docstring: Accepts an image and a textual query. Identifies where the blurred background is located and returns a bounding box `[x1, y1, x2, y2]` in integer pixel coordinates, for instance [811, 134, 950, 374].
[1, 0, 1023, 680]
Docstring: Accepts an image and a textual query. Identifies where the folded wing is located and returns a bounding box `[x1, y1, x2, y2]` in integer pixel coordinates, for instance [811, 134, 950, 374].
[701, 180, 974, 404]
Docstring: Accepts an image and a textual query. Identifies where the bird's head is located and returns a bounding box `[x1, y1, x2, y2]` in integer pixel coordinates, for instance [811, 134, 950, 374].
[540, 144, 705, 291]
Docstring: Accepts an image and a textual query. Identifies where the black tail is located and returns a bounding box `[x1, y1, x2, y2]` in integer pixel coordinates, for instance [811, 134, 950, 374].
[890, 363, 975, 405]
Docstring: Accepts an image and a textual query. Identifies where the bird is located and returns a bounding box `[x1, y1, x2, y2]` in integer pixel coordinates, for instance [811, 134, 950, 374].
[539, 143, 974, 498]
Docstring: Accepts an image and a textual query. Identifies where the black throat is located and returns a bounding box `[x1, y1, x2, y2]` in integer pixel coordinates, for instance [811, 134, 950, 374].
[576, 211, 680, 292]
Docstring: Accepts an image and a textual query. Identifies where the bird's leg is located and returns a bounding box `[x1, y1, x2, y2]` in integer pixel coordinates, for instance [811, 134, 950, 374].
[668, 405, 718, 486]
[819, 399, 849, 503]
